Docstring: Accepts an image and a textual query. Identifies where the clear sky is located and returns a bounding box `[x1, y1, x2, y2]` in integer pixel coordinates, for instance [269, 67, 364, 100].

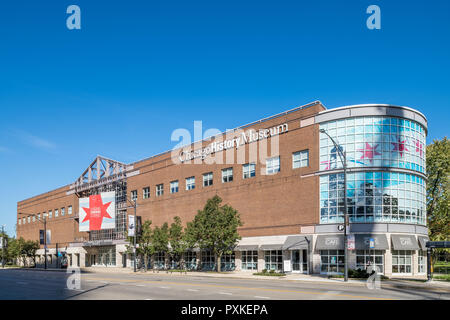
[0, 0, 449, 236]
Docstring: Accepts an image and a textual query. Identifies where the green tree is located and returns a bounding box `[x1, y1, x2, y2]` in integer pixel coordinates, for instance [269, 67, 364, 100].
[17, 237, 27, 267]
[168, 216, 187, 269]
[426, 137, 450, 264]
[185, 195, 242, 272]
[24, 240, 40, 267]
[7, 238, 20, 265]
[138, 220, 154, 271]
[151, 222, 169, 269]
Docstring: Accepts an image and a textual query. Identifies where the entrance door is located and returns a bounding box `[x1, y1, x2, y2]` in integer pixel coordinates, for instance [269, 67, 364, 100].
[291, 250, 308, 274]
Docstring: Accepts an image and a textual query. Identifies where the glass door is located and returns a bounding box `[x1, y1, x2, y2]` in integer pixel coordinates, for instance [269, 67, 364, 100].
[302, 250, 308, 274]
[292, 250, 301, 272]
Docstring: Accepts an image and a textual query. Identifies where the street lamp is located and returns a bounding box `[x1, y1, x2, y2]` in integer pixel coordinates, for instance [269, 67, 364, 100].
[320, 128, 349, 282]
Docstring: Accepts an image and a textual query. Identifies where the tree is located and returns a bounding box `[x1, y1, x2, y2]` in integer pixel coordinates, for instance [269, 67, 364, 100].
[151, 223, 169, 269]
[185, 195, 242, 272]
[17, 238, 27, 267]
[7, 238, 20, 265]
[138, 220, 154, 271]
[426, 137, 450, 264]
[168, 216, 187, 269]
[24, 240, 39, 267]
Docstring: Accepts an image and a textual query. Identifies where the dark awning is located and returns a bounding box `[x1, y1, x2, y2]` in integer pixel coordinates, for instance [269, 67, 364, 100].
[282, 235, 312, 250]
[355, 234, 389, 250]
[260, 244, 284, 250]
[418, 236, 429, 250]
[235, 245, 259, 251]
[315, 235, 344, 250]
[391, 235, 420, 250]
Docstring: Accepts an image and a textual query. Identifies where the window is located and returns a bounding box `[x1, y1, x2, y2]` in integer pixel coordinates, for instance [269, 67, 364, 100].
[356, 250, 384, 274]
[266, 157, 280, 175]
[156, 184, 164, 197]
[55, 209, 59, 218]
[131, 190, 137, 202]
[154, 252, 165, 269]
[18, 219, 21, 225]
[61, 207, 65, 216]
[221, 252, 236, 271]
[23, 218, 25, 224]
[184, 251, 197, 270]
[32, 215, 36, 222]
[27, 216, 31, 223]
[418, 250, 426, 273]
[68, 206, 72, 215]
[143, 187, 150, 199]
[37, 214, 41, 221]
[186, 176, 195, 190]
[242, 250, 258, 270]
[320, 250, 345, 274]
[392, 250, 412, 274]
[264, 250, 283, 272]
[243, 163, 256, 179]
[203, 172, 213, 187]
[48, 210, 52, 219]
[201, 250, 215, 271]
[293, 150, 309, 168]
[170, 180, 179, 194]
[222, 168, 233, 183]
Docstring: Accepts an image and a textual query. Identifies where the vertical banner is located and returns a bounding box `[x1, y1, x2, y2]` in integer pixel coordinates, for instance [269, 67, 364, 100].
[128, 215, 135, 237]
[347, 234, 355, 250]
[46, 230, 51, 245]
[0, 237, 3, 249]
[79, 191, 116, 231]
[39, 230, 45, 245]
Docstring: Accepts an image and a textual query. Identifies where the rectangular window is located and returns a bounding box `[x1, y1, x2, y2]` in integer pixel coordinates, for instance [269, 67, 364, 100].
[293, 150, 309, 168]
[184, 251, 197, 270]
[55, 209, 59, 218]
[243, 163, 256, 179]
[61, 207, 65, 216]
[18, 219, 21, 225]
[27, 216, 31, 223]
[356, 250, 384, 274]
[320, 250, 345, 274]
[143, 187, 150, 199]
[131, 190, 137, 202]
[186, 176, 195, 190]
[264, 250, 283, 272]
[203, 172, 213, 187]
[23, 218, 26, 224]
[201, 250, 215, 271]
[170, 180, 179, 194]
[222, 167, 233, 183]
[48, 210, 52, 219]
[32, 215, 36, 222]
[154, 252, 165, 269]
[221, 252, 236, 271]
[68, 206, 72, 215]
[266, 157, 280, 175]
[241, 250, 258, 270]
[418, 250, 426, 273]
[392, 250, 412, 274]
[37, 214, 41, 221]
[156, 184, 164, 196]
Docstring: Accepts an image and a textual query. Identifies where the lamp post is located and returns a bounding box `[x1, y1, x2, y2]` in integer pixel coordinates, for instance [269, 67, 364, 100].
[320, 128, 349, 282]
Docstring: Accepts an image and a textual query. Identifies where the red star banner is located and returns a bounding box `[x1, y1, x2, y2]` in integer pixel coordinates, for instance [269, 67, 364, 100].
[79, 191, 116, 231]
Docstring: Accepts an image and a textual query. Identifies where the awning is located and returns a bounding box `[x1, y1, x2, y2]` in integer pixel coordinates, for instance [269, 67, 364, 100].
[282, 235, 312, 250]
[235, 245, 259, 251]
[260, 244, 284, 250]
[355, 234, 389, 250]
[315, 235, 344, 250]
[418, 236, 429, 250]
[391, 235, 420, 250]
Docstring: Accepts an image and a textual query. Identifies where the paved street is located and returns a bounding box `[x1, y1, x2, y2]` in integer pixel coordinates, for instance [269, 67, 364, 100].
[0, 269, 448, 300]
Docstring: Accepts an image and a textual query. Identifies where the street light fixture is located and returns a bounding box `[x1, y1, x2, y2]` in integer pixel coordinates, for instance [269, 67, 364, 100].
[319, 128, 349, 282]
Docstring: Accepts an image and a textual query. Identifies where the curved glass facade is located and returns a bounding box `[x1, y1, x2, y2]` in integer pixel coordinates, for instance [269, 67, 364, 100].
[319, 115, 427, 226]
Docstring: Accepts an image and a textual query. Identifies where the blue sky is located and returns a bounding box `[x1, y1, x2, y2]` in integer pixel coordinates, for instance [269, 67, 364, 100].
[0, 0, 449, 236]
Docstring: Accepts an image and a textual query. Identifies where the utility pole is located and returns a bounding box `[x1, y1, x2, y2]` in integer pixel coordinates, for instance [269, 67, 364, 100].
[320, 129, 349, 282]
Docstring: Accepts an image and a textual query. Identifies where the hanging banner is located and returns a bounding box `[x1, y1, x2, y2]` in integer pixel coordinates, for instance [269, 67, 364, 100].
[347, 234, 355, 250]
[128, 215, 135, 237]
[46, 230, 51, 245]
[79, 191, 116, 231]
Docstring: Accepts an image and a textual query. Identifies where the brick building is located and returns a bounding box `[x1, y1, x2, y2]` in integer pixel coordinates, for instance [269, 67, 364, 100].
[16, 101, 429, 277]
